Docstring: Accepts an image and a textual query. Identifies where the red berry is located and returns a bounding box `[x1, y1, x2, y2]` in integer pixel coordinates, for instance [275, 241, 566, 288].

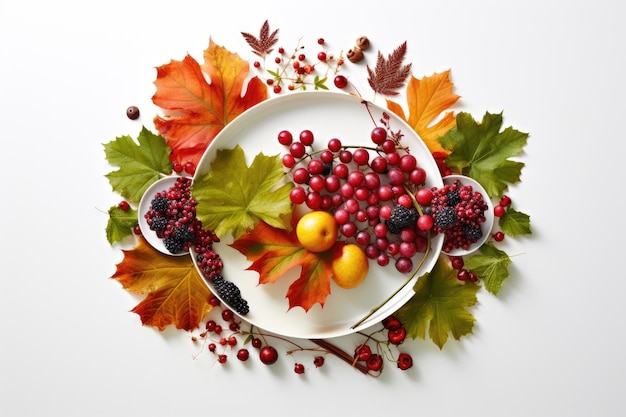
[133, 225, 141, 235]
[366, 354, 383, 372]
[388, 326, 407, 345]
[317, 51, 327, 61]
[415, 188, 434, 206]
[118, 201, 130, 211]
[253, 61, 261, 68]
[494, 205, 506, 217]
[397, 353, 413, 370]
[273, 85, 282, 94]
[383, 316, 402, 330]
[217, 354, 227, 364]
[277, 130, 293, 145]
[259, 346, 279, 365]
[327, 137, 342, 152]
[208, 343, 216, 352]
[450, 256, 464, 269]
[370, 127, 387, 145]
[333, 75, 348, 89]
[500, 195, 512, 207]
[251, 337, 262, 349]
[299, 129, 315, 145]
[237, 348, 249, 361]
[354, 344, 372, 361]
[294, 363, 305, 374]
[208, 296, 220, 307]
[493, 231, 505, 242]
[317, 38, 325, 45]
[314, 356, 325, 368]
[417, 214, 433, 231]
[221, 309, 234, 322]
[173, 162, 183, 173]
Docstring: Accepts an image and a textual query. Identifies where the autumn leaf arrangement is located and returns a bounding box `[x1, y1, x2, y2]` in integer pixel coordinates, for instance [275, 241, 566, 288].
[103, 20, 531, 376]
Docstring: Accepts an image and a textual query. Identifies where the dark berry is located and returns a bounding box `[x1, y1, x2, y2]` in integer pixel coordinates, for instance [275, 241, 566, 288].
[463, 224, 483, 241]
[126, 106, 140, 120]
[386, 205, 418, 234]
[150, 196, 170, 213]
[434, 206, 458, 229]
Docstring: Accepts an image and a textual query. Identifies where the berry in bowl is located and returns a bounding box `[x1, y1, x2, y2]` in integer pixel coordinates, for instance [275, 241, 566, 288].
[426, 175, 494, 256]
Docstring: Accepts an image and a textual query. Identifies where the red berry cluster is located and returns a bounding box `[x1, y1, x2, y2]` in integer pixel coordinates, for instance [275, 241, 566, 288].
[492, 194, 512, 242]
[424, 179, 489, 253]
[279, 123, 433, 274]
[354, 315, 413, 374]
[253, 37, 346, 94]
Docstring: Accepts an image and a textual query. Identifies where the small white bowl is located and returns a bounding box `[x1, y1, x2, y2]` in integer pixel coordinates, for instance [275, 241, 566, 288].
[441, 175, 494, 257]
[138, 176, 189, 256]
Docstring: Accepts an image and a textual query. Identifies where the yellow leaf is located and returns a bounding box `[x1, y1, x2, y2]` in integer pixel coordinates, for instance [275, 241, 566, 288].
[387, 70, 460, 155]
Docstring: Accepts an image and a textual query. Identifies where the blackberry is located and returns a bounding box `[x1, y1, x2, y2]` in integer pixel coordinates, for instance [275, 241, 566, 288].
[434, 206, 458, 229]
[172, 224, 194, 243]
[212, 275, 249, 315]
[463, 224, 483, 241]
[149, 215, 168, 234]
[446, 189, 461, 207]
[150, 195, 170, 212]
[386, 205, 418, 234]
[163, 235, 185, 254]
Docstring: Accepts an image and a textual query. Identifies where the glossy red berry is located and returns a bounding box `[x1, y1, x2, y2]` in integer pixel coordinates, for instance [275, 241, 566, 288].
[251, 337, 262, 349]
[383, 316, 402, 330]
[397, 353, 413, 370]
[237, 348, 249, 361]
[277, 130, 293, 145]
[366, 354, 383, 372]
[388, 326, 407, 345]
[313, 356, 325, 368]
[499, 195, 512, 207]
[118, 201, 130, 211]
[354, 344, 372, 361]
[259, 346, 279, 365]
[370, 126, 387, 145]
[217, 354, 227, 364]
[494, 205, 506, 217]
[493, 231, 505, 242]
[333, 75, 348, 89]
[294, 363, 305, 374]
[450, 256, 464, 269]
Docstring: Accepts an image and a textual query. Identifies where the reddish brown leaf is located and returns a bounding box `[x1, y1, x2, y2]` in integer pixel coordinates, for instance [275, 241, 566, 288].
[367, 41, 412, 96]
[152, 39, 267, 167]
[230, 220, 336, 311]
[111, 237, 213, 331]
[241, 20, 279, 57]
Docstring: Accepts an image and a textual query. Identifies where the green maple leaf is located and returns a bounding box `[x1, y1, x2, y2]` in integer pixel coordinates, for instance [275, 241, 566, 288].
[395, 259, 479, 349]
[439, 112, 529, 198]
[499, 207, 532, 236]
[464, 241, 512, 295]
[103, 126, 172, 204]
[192, 145, 293, 240]
[106, 205, 138, 244]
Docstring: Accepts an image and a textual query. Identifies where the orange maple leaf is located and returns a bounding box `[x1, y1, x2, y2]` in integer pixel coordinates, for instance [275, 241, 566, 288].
[152, 38, 268, 167]
[386, 70, 460, 155]
[111, 237, 213, 331]
[230, 220, 336, 312]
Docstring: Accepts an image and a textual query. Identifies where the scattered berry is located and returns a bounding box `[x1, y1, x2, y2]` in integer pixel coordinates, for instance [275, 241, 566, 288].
[126, 105, 140, 120]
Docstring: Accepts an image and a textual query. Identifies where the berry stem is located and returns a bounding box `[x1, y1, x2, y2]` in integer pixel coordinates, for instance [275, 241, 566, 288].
[309, 339, 370, 375]
[351, 188, 432, 329]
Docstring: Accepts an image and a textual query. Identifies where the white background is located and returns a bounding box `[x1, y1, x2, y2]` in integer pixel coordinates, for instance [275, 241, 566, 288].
[1, 1, 624, 416]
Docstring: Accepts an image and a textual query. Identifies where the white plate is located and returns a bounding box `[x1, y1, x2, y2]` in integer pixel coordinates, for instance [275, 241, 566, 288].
[138, 176, 189, 257]
[192, 91, 444, 339]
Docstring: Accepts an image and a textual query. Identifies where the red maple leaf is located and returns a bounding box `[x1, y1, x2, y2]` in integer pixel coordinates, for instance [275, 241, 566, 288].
[230, 220, 339, 312]
[241, 20, 279, 57]
[152, 39, 268, 167]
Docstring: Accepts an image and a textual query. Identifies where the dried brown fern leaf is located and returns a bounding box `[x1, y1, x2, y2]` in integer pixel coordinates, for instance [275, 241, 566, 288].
[367, 41, 412, 96]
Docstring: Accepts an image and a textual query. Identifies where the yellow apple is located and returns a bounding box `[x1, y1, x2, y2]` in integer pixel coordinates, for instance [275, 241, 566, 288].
[295, 211, 338, 252]
[331, 243, 369, 289]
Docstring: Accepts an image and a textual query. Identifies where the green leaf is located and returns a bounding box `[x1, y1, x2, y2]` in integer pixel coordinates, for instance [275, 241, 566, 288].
[103, 126, 172, 204]
[395, 258, 479, 349]
[439, 112, 529, 198]
[192, 145, 293, 240]
[106, 205, 138, 245]
[499, 207, 532, 236]
[314, 75, 328, 90]
[464, 241, 512, 295]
